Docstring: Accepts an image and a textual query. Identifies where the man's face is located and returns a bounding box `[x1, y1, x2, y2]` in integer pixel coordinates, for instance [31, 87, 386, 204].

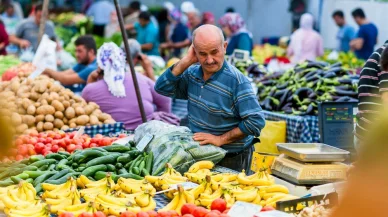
[333, 16, 344, 27]
[188, 13, 199, 28]
[75, 45, 90, 64]
[353, 16, 362, 26]
[6, 7, 14, 16]
[35, 10, 42, 24]
[138, 18, 148, 27]
[194, 39, 227, 74]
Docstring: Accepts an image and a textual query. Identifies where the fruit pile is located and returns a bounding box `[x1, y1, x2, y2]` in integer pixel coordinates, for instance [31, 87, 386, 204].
[252, 44, 287, 64]
[3, 131, 123, 161]
[0, 143, 153, 192]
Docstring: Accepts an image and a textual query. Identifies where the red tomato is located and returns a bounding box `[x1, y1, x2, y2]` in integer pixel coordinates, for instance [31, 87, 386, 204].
[146, 211, 157, 217]
[47, 132, 56, 138]
[34, 143, 45, 153]
[18, 145, 28, 156]
[57, 139, 66, 148]
[64, 138, 72, 145]
[15, 139, 23, 146]
[93, 212, 106, 217]
[67, 144, 76, 153]
[204, 213, 219, 217]
[51, 145, 59, 153]
[167, 211, 179, 217]
[82, 142, 90, 149]
[182, 215, 195, 217]
[222, 209, 229, 214]
[29, 137, 37, 144]
[100, 138, 111, 146]
[192, 207, 209, 217]
[79, 213, 93, 217]
[181, 203, 197, 215]
[219, 215, 229, 217]
[43, 151, 53, 156]
[119, 134, 127, 138]
[95, 134, 103, 139]
[27, 145, 36, 155]
[29, 132, 39, 137]
[45, 137, 53, 144]
[156, 212, 171, 217]
[15, 155, 24, 161]
[58, 147, 65, 152]
[53, 134, 62, 140]
[75, 145, 83, 150]
[136, 212, 149, 217]
[211, 199, 227, 213]
[89, 143, 98, 148]
[37, 138, 45, 143]
[261, 206, 275, 212]
[22, 136, 30, 143]
[120, 211, 137, 217]
[210, 210, 221, 215]
[58, 212, 75, 217]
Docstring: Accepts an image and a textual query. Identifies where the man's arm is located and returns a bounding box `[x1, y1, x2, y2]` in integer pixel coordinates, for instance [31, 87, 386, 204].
[193, 127, 246, 146]
[141, 43, 153, 51]
[43, 69, 85, 86]
[350, 38, 364, 50]
[172, 39, 191, 49]
[9, 35, 30, 48]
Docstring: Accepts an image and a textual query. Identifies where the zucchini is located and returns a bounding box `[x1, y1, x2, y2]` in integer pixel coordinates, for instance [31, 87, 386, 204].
[76, 149, 106, 163]
[58, 151, 71, 157]
[106, 164, 116, 172]
[138, 161, 145, 174]
[29, 159, 57, 168]
[48, 164, 56, 171]
[33, 172, 56, 187]
[85, 154, 120, 167]
[81, 165, 107, 177]
[11, 173, 29, 184]
[24, 170, 47, 179]
[116, 154, 131, 164]
[145, 152, 153, 174]
[77, 167, 86, 172]
[0, 178, 13, 187]
[132, 167, 140, 175]
[128, 155, 142, 172]
[25, 178, 33, 184]
[46, 169, 73, 181]
[45, 153, 64, 161]
[94, 171, 116, 181]
[44, 173, 79, 185]
[38, 164, 49, 171]
[118, 168, 127, 175]
[102, 145, 130, 153]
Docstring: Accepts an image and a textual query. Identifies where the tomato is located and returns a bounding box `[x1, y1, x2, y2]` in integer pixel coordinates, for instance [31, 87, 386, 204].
[167, 211, 179, 217]
[204, 213, 219, 217]
[67, 144, 76, 153]
[15, 139, 23, 146]
[51, 145, 59, 153]
[261, 206, 275, 212]
[89, 143, 98, 148]
[182, 215, 195, 217]
[15, 155, 24, 161]
[37, 138, 45, 143]
[58, 147, 65, 152]
[95, 134, 103, 139]
[146, 211, 157, 217]
[21, 136, 30, 143]
[75, 145, 83, 150]
[45, 137, 53, 144]
[156, 212, 171, 217]
[222, 209, 229, 214]
[136, 212, 149, 217]
[34, 143, 45, 153]
[100, 138, 111, 147]
[57, 139, 66, 148]
[58, 212, 75, 217]
[192, 207, 209, 217]
[18, 145, 28, 156]
[53, 134, 62, 140]
[210, 210, 221, 215]
[82, 142, 90, 149]
[79, 213, 93, 217]
[29, 137, 37, 144]
[47, 132, 56, 138]
[120, 211, 137, 217]
[219, 215, 229, 217]
[93, 212, 106, 217]
[211, 199, 227, 213]
[29, 132, 39, 137]
[181, 203, 197, 215]
[27, 145, 36, 155]
[64, 138, 72, 145]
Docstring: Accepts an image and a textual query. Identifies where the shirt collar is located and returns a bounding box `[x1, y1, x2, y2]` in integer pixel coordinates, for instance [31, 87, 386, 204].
[384, 40, 388, 45]
[193, 61, 228, 82]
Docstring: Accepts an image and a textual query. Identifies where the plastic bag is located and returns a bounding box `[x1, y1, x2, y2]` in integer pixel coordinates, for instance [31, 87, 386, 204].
[254, 120, 286, 154]
[19, 47, 35, 62]
[57, 49, 76, 71]
[32, 34, 57, 71]
[134, 121, 226, 175]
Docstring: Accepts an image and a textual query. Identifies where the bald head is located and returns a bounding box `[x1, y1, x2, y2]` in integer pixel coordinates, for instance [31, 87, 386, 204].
[192, 24, 225, 47]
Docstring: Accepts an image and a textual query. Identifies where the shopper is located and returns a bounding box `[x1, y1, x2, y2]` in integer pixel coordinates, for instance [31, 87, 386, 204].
[350, 8, 378, 60]
[180, 1, 196, 25]
[160, 9, 190, 58]
[287, 13, 324, 63]
[157, 8, 169, 44]
[125, 11, 160, 56]
[0, 21, 9, 55]
[202, 12, 215, 25]
[124, 1, 141, 38]
[219, 13, 253, 56]
[1, 4, 20, 34]
[355, 40, 388, 151]
[9, 3, 56, 51]
[187, 9, 202, 32]
[332, 10, 356, 52]
[82, 42, 173, 130]
[42, 36, 97, 94]
[155, 25, 265, 171]
[86, 0, 115, 37]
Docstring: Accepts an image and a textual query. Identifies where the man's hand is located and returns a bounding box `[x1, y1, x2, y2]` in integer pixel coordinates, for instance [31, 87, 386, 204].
[160, 42, 171, 49]
[171, 45, 198, 77]
[19, 39, 30, 49]
[139, 54, 155, 81]
[184, 45, 198, 65]
[193, 133, 224, 147]
[87, 70, 102, 84]
[42, 69, 52, 77]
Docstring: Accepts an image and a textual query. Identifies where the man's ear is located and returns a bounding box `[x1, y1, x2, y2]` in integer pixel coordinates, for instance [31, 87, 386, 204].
[224, 41, 228, 52]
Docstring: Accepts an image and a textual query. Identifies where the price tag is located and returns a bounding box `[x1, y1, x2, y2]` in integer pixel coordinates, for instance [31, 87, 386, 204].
[113, 136, 133, 145]
[155, 182, 198, 195]
[136, 133, 153, 151]
[228, 201, 262, 217]
[74, 126, 85, 139]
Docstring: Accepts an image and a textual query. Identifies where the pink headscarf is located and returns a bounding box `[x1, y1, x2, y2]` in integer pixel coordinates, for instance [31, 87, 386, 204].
[218, 12, 245, 34]
[202, 12, 215, 25]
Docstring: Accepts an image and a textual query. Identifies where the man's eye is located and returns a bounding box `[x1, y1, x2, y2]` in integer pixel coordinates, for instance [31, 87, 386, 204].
[211, 50, 218, 55]
[200, 53, 207, 56]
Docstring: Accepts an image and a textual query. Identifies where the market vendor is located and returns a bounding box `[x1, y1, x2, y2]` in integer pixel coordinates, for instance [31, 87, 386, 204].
[9, 3, 56, 51]
[82, 42, 176, 130]
[155, 24, 265, 171]
[42, 35, 97, 94]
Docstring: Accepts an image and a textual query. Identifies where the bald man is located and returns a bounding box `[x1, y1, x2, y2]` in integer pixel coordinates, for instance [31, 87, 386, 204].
[155, 25, 265, 171]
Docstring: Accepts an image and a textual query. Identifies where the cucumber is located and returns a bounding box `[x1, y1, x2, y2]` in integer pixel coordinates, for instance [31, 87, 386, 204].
[118, 168, 127, 175]
[128, 155, 142, 172]
[29, 155, 45, 163]
[56, 159, 68, 170]
[0, 166, 37, 180]
[115, 163, 123, 170]
[77, 167, 86, 172]
[106, 164, 116, 172]
[44, 173, 79, 185]
[113, 173, 143, 182]
[132, 167, 140, 175]
[46, 169, 73, 181]
[138, 161, 145, 174]
[141, 168, 150, 176]
[101, 145, 130, 153]
[24, 170, 47, 179]
[81, 165, 107, 177]
[45, 153, 64, 161]
[33, 172, 56, 187]
[145, 152, 153, 174]
[72, 162, 78, 168]
[79, 164, 86, 167]
[0, 178, 13, 187]
[116, 154, 131, 164]
[76, 149, 107, 163]
[25, 178, 33, 184]
[85, 154, 120, 167]
[11, 173, 29, 184]
[124, 161, 132, 169]
[94, 171, 117, 181]
[48, 164, 56, 171]
[20, 158, 30, 165]
[29, 159, 57, 168]
[38, 164, 49, 171]
[58, 151, 71, 157]
[134, 157, 143, 168]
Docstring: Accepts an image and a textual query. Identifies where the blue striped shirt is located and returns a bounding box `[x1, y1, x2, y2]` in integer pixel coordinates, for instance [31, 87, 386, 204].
[155, 61, 265, 153]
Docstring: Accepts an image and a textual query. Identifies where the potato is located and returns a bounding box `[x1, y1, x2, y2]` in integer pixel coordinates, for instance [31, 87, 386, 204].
[76, 115, 90, 125]
[75, 107, 85, 116]
[89, 115, 99, 125]
[61, 125, 70, 130]
[68, 118, 77, 125]
[65, 107, 76, 119]
[92, 109, 102, 116]
[69, 123, 76, 128]
[34, 102, 41, 108]
[54, 111, 64, 119]
[69, 99, 75, 105]
[43, 122, 54, 131]
[36, 122, 44, 132]
[53, 119, 64, 129]
[104, 119, 115, 124]
[35, 115, 45, 123]
[52, 100, 65, 112]
[22, 98, 31, 110]
[84, 105, 94, 115]
[10, 79, 20, 93]
[11, 113, 22, 126]
[27, 105, 36, 115]
[23, 115, 36, 126]
[40, 99, 48, 105]
[63, 117, 68, 124]
[16, 124, 28, 134]
[45, 114, 54, 122]
[98, 113, 111, 122]
[49, 84, 62, 92]
[36, 81, 48, 93]
[41, 92, 49, 100]
[89, 102, 99, 109]
[29, 92, 40, 101]
[36, 105, 55, 115]
[17, 107, 26, 115]
[62, 101, 70, 109]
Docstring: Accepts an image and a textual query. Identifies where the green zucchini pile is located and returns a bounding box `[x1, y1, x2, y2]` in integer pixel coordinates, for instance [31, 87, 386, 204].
[0, 144, 152, 192]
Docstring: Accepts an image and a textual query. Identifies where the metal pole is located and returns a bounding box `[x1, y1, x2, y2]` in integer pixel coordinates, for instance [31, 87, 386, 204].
[38, 0, 50, 44]
[113, 0, 147, 123]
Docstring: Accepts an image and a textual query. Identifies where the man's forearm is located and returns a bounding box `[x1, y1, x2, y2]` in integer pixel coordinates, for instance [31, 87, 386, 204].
[9, 35, 21, 46]
[172, 39, 191, 49]
[141, 43, 153, 51]
[220, 127, 246, 146]
[171, 59, 192, 76]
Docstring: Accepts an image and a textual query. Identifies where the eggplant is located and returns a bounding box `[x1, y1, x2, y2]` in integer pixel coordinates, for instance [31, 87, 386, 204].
[336, 85, 352, 91]
[276, 82, 289, 90]
[334, 88, 358, 97]
[304, 69, 321, 79]
[305, 104, 315, 115]
[295, 87, 315, 100]
[261, 80, 276, 86]
[323, 71, 337, 79]
[306, 75, 321, 82]
[308, 91, 317, 99]
[330, 62, 342, 68]
[335, 96, 358, 102]
[305, 60, 329, 69]
[338, 78, 353, 85]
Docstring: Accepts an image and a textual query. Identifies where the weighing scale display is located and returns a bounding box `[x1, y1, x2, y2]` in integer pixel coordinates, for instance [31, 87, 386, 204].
[324, 107, 352, 122]
[234, 52, 245, 59]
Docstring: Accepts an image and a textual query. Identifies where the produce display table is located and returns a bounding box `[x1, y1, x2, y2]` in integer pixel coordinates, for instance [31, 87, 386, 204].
[63, 122, 125, 137]
[262, 111, 320, 143]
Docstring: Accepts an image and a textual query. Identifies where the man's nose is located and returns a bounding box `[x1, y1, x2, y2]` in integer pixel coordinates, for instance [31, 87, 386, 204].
[206, 56, 214, 64]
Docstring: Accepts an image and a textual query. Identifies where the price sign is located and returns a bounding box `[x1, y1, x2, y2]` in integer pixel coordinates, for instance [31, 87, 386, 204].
[136, 133, 153, 151]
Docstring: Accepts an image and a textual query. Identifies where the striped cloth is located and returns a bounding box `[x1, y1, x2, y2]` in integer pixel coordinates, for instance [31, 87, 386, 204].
[155, 61, 266, 153]
[356, 40, 388, 139]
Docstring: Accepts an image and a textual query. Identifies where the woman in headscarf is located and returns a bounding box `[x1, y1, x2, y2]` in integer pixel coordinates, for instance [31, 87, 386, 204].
[287, 13, 324, 63]
[202, 12, 215, 25]
[219, 13, 254, 55]
[160, 8, 190, 58]
[82, 42, 178, 130]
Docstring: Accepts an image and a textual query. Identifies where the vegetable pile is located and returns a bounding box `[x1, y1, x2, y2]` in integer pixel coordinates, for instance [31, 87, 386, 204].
[317, 50, 365, 69]
[0, 55, 21, 78]
[1, 62, 35, 81]
[0, 75, 115, 135]
[257, 61, 358, 115]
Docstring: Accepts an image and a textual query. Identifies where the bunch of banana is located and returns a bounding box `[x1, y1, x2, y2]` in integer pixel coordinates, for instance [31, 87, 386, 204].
[134, 190, 157, 211]
[1, 182, 40, 210]
[237, 170, 274, 186]
[159, 185, 194, 215]
[58, 202, 97, 217]
[46, 188, 81, 214]
[145, 163, 187, 193]
[117, 178, 156, 194]
[0, 185, 16, 211]
[188, 161, 215, 173]
[41, 178, 77, 200]
[196, 188, 223, 208]
[5, 202, 50, 217]
[184, 161, 215, 183]
[94, 194, 142, 216]
[222, 190, 236, 208]
[230, 187, 260, 204]
[80, 175, 116, 202]
[76, 175, 93, 189]
[260, 193, 299, 208]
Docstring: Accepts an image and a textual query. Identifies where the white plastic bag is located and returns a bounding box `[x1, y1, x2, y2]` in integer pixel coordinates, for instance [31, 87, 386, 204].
[32, 34, 57, 71]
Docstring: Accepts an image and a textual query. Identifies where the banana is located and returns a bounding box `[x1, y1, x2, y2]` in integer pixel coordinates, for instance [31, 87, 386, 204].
[211, 174, 223, 182]
[189, 182, 206, 199]
[77, 175, 92, 188]
[184, 191, 195, 204]
[105, 206, 141, 216]
[164, 190, 176, 200]
[80, 186, 110, 197]
[251, 193, 262, 205]
[158, 191, 180, 212]
[223, 192, 236, 208]
[198, 198, 213, 208]
[167, 175, 189, 182]
[199, 188, 223, 200]
[188, 161, 214, 173]
[265, 194, 290, 205]
[237, 171, 273, 186]
[144, 175, 159, 184]
[41, 183, 61, 192]
[261, 184, 289, 194]
[63, 202, 90, 212]
[232, 188, 259, 202]
[134, 192, 152, 207]
[174, 187, 186, 215]
[141, 197, 156, 212]
[262, 192, 287, 200]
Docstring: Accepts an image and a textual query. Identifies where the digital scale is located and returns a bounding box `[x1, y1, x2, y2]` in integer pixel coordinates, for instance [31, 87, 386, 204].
[271, 143, 350, 186]
[228, 49, 250, 65]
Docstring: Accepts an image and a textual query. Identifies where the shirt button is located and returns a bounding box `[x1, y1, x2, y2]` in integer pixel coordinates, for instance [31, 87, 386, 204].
[199, 95, 202, 98]
[201, 86, 204, 88]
